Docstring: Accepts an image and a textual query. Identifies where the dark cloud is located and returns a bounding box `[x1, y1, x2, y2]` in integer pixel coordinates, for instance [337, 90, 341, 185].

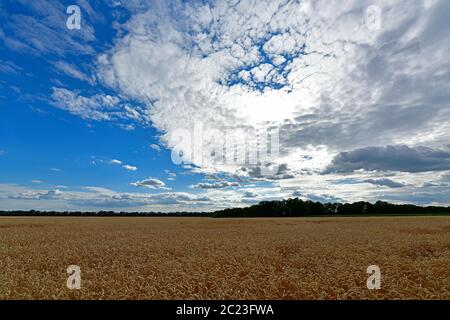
[243, 163, 295, 181]
[292, 191, 301, 197]
[363, 178, 405, 188]
[243, 191, 258, 198]
[324, 145, 450, 173]
[303, 193, 343, 203]
[422, 182, 447, 188]
[382, 191, 450, 206]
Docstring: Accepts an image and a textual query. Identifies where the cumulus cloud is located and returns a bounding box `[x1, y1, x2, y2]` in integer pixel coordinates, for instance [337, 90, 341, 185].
[95, 0, 450, 181]
[5, 0, 450, 208]
[131, 177, 168, 190]
[324, 145, 450, 173]
[109, 159, 138, 171]
[9, 189, 64, 201]
[193, 181, 240, 189]
[165, 171, 177, 181]
[288, 191, 342, 203]
[302, 193, 344, 203]
[110, 159, 123, 165]
[243, 191, 258, 198]
[0, 184, 213, 211]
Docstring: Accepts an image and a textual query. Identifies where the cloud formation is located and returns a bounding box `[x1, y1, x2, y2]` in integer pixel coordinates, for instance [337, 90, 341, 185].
[50, 87, 149, 124]
[325, 145, 450, 173]
[150, 144, 162, 152]
[95, 0, 450, 179]
[363, 178, 405, 189]
[109, 159, 138, 171]
[0, 1, 96, 57]
[0, 184, 214, 210]
[193, 181, 240, 189]
[3, 0, 450, 208]
[131, 178, 168, 190]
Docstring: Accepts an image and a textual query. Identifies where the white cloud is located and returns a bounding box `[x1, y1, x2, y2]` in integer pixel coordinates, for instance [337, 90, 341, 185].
[0, 184, 214, 211]
[0, 60, 23, 74]
[165, 170, 177, 180]
[50, 87, 119, 121]
[150, 144, 162, 152]
[109, 159, 137, 171]
[4, 0, 447, 209]
[118, 124, 136, 131]
[193, 181, 240, 189]
[110, 159, 123, 165]
[0, 1, 96, 57]
[53, 61, 94, 84]
[92, 0, 450, 205]
[50, 87, 149, 125]
[131, 177, 168, 190]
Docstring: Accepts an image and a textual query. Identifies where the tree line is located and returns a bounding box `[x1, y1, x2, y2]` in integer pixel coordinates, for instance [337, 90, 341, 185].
[212, 199, 450, 217]
[1, 198, 450, 217]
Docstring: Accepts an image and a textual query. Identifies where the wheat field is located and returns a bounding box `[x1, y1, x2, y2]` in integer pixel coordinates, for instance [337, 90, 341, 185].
[0, 216, 448, 300]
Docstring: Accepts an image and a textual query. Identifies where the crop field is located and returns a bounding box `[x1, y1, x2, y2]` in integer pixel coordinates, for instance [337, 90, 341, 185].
[0, 216, 449, 300]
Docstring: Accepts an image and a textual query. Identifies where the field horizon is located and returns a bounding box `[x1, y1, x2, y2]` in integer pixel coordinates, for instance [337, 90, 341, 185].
[1, 216, 448, 300]
[2, 198, 450, 218]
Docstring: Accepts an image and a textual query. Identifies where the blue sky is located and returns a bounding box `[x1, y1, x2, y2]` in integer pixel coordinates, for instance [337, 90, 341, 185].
[0, 0, 213, 211]
[1, 0, 450, 211]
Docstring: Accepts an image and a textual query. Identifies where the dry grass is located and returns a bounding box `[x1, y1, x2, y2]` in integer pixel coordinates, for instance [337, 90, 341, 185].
[0, 216, 449, 300]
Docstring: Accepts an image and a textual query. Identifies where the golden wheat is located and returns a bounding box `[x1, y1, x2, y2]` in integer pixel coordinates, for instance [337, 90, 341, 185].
[0, 216, 448, 299]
